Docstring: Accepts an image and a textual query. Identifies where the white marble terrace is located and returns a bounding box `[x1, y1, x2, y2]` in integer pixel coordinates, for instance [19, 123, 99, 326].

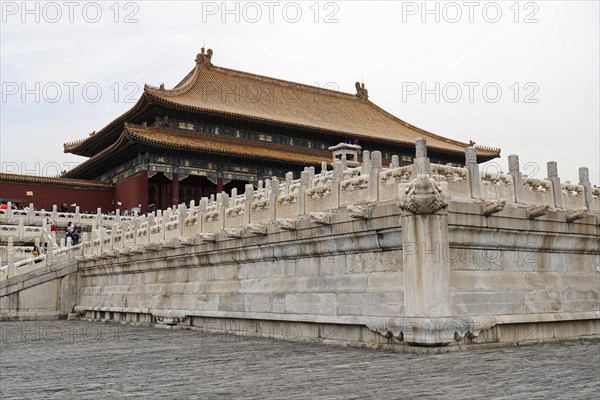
[1, 140, 598, 280]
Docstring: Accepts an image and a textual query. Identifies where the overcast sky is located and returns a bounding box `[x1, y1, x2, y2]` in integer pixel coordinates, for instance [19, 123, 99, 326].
[1, 0, 598, 185]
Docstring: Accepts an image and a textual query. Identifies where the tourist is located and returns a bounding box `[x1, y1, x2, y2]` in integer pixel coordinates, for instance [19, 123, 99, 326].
[31, 245, 41, 263]
[66, 222, 74, 239]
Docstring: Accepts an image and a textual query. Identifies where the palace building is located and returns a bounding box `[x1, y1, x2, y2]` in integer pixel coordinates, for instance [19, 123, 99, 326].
[1, 48, 500, 213]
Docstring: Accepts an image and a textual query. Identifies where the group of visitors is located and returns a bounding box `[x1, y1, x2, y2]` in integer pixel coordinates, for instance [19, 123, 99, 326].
[29, 220, 80, 261]
[65, 222, 81, 245]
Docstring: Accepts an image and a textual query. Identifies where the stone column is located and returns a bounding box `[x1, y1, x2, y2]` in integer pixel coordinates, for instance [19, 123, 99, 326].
[171, 172, 179, 206]
[465, 146, 481, 199]
[547, 161, 563, 209]
[399, 173, 452, 346]
[369, 151, 382, 202]
[138, 170, 149, 214]
[508, 154, 524, 203]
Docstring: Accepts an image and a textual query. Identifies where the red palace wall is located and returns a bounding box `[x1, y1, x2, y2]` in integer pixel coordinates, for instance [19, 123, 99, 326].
[0, 182, 115, 213]
[114, 171, 149, 214]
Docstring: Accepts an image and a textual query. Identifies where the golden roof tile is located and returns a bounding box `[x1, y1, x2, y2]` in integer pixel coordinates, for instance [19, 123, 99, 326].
[64, 49, 500, 159]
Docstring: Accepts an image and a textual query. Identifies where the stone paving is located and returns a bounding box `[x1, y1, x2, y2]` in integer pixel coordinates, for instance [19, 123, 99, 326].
[0, 321, 598, 399]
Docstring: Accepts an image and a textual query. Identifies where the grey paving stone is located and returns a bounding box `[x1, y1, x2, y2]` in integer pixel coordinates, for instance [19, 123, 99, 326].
[0, 321, 598, 400]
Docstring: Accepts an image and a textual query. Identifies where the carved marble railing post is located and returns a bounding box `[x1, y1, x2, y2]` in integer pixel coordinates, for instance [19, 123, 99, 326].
[321, 162, 328, 175]
[219, 193, 229, 230]
[230, 188, 238, 208]
[508, 154, 524, 203]
[41, 218, 48, 244]
[308, 166, 315, 182]
[17, 218, 24, 238]
[244, 185, 254, 225]
[285, 172, 293, 194]
[546, 161, 563, 209]
[399, 174, 451, 345]
[160, 210, 168, 241]
[199, 197, 208, 232]
[369, 151, 382, 202]
[27, 203, 34, 223]
[51, 204, 58, 222]
[46, 236, 55, 264]
[163, 208, 171, 224]
[115, 209, 121, 229]
[74, 205, 81, 225]
[95, 207, 102, 228]
[177, 204, 187, 236]
[579, 167, 593, 208]
[414, 138, 430, 177]
[7, 237, 15, 278]
[110, 225, 118, 251]
[269, 177, 279, 221]
[214, 193, 221, 212]
[331, 160, 343, 210]
[298, 171, 311, 216]
[147, 212, 155, 231]
[391, 155, 400, 169]
[362, 150, 371, 176]
[465, 146, 481, 199]
[265, 179, 271, 202]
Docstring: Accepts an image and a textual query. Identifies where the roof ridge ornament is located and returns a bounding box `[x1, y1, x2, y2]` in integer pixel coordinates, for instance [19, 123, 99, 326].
[355, 81, 368, 100]
[196, 47, 213, 67]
